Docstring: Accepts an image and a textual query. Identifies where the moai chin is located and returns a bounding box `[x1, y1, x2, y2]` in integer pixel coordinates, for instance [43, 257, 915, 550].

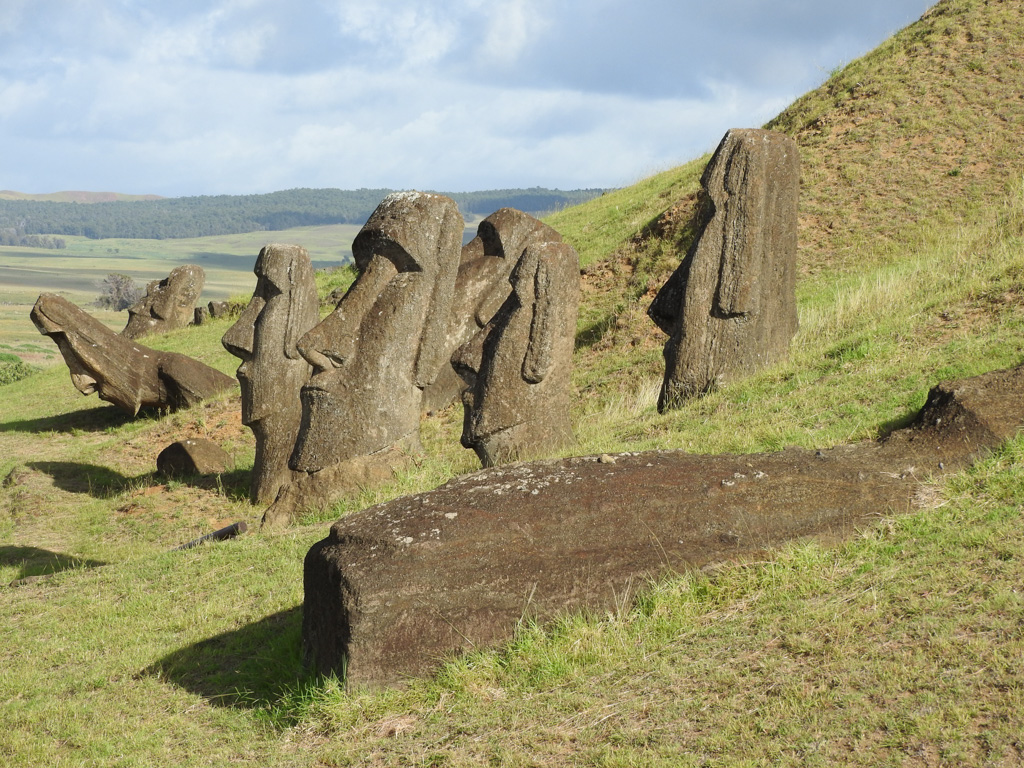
[222, 244, 319, 504]
[122, 264, 205, 339]
[649, 128, 799, 412]
[453, 240, 580, 467]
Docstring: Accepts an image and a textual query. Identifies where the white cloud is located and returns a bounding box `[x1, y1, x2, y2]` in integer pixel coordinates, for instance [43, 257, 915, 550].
[0, 0, 937, 196]
[478, 0, 549, 67]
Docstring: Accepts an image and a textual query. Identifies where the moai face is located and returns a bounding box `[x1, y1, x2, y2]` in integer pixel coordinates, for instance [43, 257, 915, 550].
[123, 264, 204, 339]
[31, 293, 159, 413]
[290, 191, 463, 473]
[452, 241, 579, 467]
[222, 244, 318, 427]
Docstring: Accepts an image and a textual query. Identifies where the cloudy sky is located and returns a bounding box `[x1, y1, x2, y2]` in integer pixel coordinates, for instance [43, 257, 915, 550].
[0, 0, 935, 198]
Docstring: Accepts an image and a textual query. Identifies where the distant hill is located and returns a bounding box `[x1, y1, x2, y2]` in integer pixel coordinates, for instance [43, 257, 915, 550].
[0, 190, 163, 203]
[0, 187, 607, 240]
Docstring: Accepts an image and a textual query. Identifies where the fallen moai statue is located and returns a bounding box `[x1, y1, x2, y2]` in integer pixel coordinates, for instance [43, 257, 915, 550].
[222, 244, 319, 504]
[421, 208, 563, 414]
[31, 293, 236, 414]
[262, 191, 463, 528]
[303, 363, 1024, 688]
[452, 240, 580, 466]
[650, 128, 799, 411]
[122, 264, 205, 340]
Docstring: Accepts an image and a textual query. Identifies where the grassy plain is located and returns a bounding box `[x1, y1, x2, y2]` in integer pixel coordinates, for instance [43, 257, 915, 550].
[2, 0, 1024, 764]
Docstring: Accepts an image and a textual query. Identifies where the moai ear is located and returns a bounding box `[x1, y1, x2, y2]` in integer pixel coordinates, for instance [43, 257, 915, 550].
[522, 249, 553, 384]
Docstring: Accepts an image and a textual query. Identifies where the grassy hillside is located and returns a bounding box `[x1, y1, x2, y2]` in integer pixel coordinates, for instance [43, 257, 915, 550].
[2, 0, 1024, 764]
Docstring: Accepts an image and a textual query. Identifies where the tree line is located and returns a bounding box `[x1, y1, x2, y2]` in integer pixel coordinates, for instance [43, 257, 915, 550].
[0, 187, 606, 241]
[0, 223, 66, 249]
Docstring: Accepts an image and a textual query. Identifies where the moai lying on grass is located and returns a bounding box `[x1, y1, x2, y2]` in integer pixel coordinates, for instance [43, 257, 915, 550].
[649, 128, 799, 412]
[222, 244, 319, 504]
[452, 240, 580, 467]
[122, 264, 205, 340]
[421, 208, 563, 414]
[303, 362, 1024, 688]
[261, 192, 463, 527]
[31, 293, 235, 414]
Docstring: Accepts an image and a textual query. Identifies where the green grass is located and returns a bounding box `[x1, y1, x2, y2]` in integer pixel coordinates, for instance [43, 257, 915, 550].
[3, 0, 1024, 764]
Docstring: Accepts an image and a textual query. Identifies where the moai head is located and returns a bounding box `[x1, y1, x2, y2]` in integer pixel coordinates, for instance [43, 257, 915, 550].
[290, 192, 463, 472]
[452, 240, 580, 467]
[222, 245, 320, 503]
[122, 264, 205, 339]
[31, 293, 234, 414]
[222, 244, 318, 427]
[420, 208, 564, 414]
[649, 128, 799, 411]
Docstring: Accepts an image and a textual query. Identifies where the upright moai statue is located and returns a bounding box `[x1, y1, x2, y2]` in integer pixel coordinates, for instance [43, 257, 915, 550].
[31, 293, 235, 414]
[421, 207, 563, 413]
[453, 240, 580, 467]
[122, 264, 205, 339]
[261, 192, 463, 526]
[649, 128, 799, 411]
[221, 244, 319, 504]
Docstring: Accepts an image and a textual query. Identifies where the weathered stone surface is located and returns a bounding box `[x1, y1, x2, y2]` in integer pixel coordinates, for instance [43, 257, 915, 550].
[122, 264, 205, 340]
[31, 293, 236, 414]
[207, 300, 230, 319]
[262, 192, 462, 526]
[194, 306, 210, 326]
[157, 438, 232, 477]
[421, 208, 563, 414]
[650, 128, 799, 411]
[452, 240, 580, 467]
[222, 244, 319, 504]
[303, 364, 1024, 688]
[262, 441, 415, 529]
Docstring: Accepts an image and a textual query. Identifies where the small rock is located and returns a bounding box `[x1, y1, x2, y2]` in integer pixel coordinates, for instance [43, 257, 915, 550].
[157, 438, 231, 477]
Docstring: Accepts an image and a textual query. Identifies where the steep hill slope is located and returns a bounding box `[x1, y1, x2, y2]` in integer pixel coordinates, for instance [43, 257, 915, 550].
[549, 0, 1024, 410]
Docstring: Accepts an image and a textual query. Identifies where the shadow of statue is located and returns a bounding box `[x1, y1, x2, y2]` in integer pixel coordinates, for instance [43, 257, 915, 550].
[0, 405, 142, 435]
[1, 545, 106, 582]
[144, 606, 314, 714]
[27, 460, 145, 496]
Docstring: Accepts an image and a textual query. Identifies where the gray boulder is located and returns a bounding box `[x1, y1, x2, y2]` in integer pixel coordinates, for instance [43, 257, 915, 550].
[157, 438, 232, 477]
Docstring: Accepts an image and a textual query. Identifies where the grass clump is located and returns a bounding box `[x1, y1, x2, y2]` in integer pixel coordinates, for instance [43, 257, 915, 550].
[0, 352, 36, 386]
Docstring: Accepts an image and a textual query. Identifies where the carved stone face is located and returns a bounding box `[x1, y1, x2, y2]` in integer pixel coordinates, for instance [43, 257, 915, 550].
[452, 241, 580, 467]
[31, 293, 160, 413]
[222, 244, 318, 427]
[30, 292, 236, 415]
[122, 264, 205, 339]
[290, 192, 463, 472]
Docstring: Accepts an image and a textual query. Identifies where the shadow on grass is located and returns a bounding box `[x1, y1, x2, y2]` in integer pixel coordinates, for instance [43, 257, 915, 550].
[26, 461, 252, 501]
[146, 606, 314, 713]
[0, 405, 141, 434]
[27, 460, 148, 496]
[1, 545, 106, 581]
